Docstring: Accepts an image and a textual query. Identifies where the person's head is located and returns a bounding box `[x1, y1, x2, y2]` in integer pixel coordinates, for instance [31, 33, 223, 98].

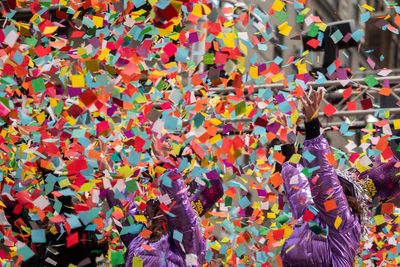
[339, 176, 362, 216]
[144, 198, 167, 242]
[336, 170, 371, 227]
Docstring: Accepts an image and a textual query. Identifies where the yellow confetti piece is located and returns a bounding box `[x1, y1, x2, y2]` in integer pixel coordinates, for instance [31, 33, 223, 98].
[36, 112, 46, 125]
[72, 10, 81, 20]
[71, 74, 85, 88]
[271, 203, 280, 214]
[19, 143, 28, 157]
[210, 241, 221, 251]
[134, 215, 147, 223]
[272, 0, 285, 11]
[49, 98, 58, 107]
[289, 154, 301, 164]
[249, 66, 259, 78]
[43, 26, 58, 35]
[209, 118, 222, 126]
[132, 257, 143, 267]
[192, 4, 203, 17]
[394, 119, 400, 130]
[30, 13, 43, 24]
[282, 224, 293, 238]
[296, 62, 308, 75]
[202, 4, 211, 15]
[79, 182, 94, 193]
[118, 166, 134, 178]
[135, 93, 147, 104]
[170, 143, 181, 156]
[239, 41, 248, 56]
[362, 3, 375, 11]
[221, 237, 230, 243]
[245, 169, 254, 176]
[374, 215, 385, 225]
[278, 21, 292, 36]
[285, 244, 296, 253]
[245, 106, 253, 117]
[167, 32, 180, 41]
[223, 20, 235, 28]
[334, 216, 342, 229]
[93, 16, 104, 28]
[271, 73, 284, 82]
[98, 48, 110, 61]
[316, 23, 327, 32]
[66, 115, 77, 126]
[209, 134, 222, 145]
[218, 32, 236, 48]
[59, 177, 71, 188]
[300, 7, 310, 15]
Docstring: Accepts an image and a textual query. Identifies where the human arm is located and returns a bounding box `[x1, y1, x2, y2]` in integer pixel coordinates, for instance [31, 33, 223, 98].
[281, 162, 314, 220]
[106, 190, 144, 247]
[152, 135, 205, 266]
[159, 168, 205, 266]
[300, 89, 356, 229]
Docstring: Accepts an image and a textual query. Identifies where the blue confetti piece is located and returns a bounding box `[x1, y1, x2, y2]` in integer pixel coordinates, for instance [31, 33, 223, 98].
[31, 229, 46, 243]
[238, 196, 251, 209]
[173, 230, 183, 242]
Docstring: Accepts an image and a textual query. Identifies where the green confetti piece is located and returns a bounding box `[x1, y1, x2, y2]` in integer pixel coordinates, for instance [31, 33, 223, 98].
[204, 53, 215, 65]
[296, 14, 305, 23]
[32, 77, 45, 93]
[126, 180, 139, 193]
[274, 11, 289, 23]
[225, 196, 232, 206]
[235, 101, 246, 116]
[55, 100, 64, 116]
[301, 167, 313, 178]
[111, 250, 125, 265]
[156, 79, 168, 90]
[309, 221, 323, 235]
[364, 75, 379, 87]
[276, 214, 289, 224]
[193, 113, 205, 128]
[307, 24, 319, 38]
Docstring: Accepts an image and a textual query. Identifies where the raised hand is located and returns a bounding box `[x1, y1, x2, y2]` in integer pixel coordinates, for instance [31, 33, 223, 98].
[300, 87, 324, 122]
[151, 134, 174, 165]
[98, 140, 112, 172]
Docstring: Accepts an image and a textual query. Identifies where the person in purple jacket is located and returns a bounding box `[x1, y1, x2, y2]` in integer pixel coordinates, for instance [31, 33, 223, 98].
[106, 135, 223, 267]
[277, 88, 399, 267]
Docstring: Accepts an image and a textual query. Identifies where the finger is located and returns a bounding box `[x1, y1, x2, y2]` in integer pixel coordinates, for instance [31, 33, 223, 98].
[303, 93, 311, 106]
[310, 90, 316, 104]
[300, 96, 308, 109]
[317, 88, 324, 104]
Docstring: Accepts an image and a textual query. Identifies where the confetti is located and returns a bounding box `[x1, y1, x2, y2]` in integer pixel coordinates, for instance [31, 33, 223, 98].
[0, 0, 398, 266]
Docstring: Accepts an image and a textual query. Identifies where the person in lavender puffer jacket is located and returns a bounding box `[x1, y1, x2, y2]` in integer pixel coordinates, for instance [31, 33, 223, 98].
[277, 89, 399, 267]
[106, 136, 223, 267]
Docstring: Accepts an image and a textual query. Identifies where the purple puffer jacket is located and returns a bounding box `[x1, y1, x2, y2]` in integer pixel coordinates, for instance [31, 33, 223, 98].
[109, 168, 206, 267]
[280, 135, 361, 267]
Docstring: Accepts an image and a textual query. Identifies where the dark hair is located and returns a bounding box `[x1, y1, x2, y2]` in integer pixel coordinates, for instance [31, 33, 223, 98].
[145, 199, 167, 242]
[340, 180, 362, 218]
[345, 195, 362, 216]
